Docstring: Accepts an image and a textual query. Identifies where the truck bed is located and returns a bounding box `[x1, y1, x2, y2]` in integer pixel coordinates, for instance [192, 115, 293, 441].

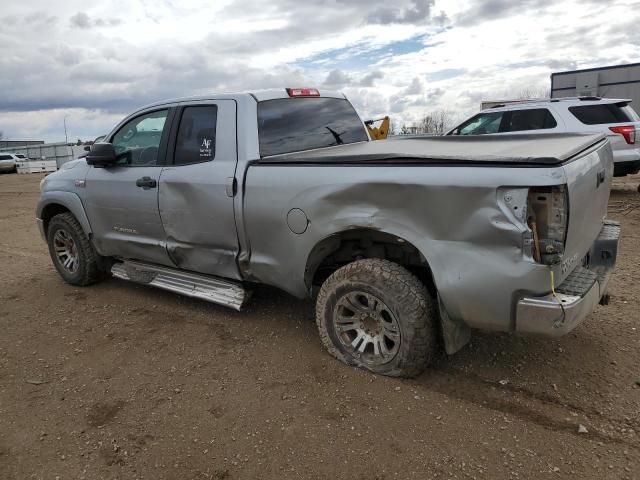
[256, 132, 606, 166]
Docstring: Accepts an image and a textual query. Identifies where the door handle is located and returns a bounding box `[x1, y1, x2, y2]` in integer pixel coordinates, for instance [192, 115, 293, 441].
[136, 176, 157, 189]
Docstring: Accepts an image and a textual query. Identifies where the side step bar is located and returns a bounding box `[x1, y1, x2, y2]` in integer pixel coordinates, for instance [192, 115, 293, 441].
[111, 260, 249, 311]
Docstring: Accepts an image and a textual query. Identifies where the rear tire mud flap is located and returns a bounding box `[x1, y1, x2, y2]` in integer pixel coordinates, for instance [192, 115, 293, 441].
[438, 295, 471, 355]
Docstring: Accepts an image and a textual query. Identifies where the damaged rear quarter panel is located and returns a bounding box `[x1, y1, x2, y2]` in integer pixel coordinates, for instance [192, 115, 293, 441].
[243, 164, 566, 331]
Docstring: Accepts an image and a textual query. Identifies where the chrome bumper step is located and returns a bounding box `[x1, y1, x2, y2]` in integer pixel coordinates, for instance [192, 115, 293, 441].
[111, 260, 249, 311]
[515, 220, 620, 337]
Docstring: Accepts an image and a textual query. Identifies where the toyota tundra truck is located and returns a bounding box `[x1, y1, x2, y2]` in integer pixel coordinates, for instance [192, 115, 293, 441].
[37, 88, 620, 377]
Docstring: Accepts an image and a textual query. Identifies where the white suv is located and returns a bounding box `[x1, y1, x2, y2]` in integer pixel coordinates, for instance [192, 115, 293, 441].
[448, 97, 640, 177]
[0, 153, 26, 173]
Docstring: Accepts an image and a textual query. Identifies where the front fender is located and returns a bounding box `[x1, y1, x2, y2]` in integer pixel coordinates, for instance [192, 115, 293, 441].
[37, 191, 93, 236]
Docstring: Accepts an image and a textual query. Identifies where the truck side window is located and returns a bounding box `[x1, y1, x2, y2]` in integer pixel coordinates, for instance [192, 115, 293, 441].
[111, 109, 168, 166]
[174, 106, 217, 165]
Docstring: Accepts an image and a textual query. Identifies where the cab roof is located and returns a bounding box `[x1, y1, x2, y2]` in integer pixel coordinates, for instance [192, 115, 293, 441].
[137, 88, 346, 111]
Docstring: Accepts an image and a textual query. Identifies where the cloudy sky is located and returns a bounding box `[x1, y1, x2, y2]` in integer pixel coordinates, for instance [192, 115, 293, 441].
[1, 0, 639, 142]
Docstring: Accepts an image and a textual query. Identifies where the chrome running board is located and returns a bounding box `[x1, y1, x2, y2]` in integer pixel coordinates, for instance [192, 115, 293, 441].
[111, 260, 249, 311]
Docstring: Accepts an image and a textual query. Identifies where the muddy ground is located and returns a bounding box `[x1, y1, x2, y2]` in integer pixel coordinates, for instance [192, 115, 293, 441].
[0, 172, 639, 480]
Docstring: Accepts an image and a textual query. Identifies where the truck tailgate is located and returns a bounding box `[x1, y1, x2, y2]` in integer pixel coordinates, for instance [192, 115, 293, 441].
[561, 138, 613, 279]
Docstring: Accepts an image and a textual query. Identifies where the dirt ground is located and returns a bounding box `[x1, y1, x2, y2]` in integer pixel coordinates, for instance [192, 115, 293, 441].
[0, 172, 639, 480]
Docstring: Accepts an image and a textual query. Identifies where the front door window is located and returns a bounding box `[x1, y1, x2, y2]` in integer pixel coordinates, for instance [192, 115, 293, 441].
[111, 110, 168, 166]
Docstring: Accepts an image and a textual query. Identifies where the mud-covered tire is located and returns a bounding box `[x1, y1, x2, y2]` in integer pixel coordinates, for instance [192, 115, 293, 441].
[47, 212, 107, 286]
[316, 259, 437, 377]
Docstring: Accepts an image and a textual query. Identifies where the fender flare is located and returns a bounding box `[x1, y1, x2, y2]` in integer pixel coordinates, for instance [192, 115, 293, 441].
[302, 224, 434, 290]
[37, 191, 93, 236]
[302, 227, 471, 355]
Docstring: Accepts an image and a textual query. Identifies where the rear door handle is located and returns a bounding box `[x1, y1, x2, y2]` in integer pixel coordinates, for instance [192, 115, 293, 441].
[136, 176, 157, 189]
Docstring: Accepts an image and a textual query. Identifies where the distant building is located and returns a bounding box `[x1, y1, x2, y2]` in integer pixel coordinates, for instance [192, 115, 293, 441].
[479, 63, 640, 112]
[0, 140, 45, 149]
[551, 63, 640, 107]
[0, 141, 85, 167]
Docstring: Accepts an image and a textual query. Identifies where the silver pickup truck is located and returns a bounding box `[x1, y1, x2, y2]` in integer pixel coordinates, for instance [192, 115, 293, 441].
[37, 88, 620, 377]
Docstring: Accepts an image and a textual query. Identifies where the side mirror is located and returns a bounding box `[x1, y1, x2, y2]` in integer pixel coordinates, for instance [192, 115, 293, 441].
[86, 143, 116, 167]
[83, 145, 91, 151]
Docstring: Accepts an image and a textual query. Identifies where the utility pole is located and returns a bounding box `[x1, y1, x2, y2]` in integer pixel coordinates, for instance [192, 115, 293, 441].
[64, 115, 69, 144]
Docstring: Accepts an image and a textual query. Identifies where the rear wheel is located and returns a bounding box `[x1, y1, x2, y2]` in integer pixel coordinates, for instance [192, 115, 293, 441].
[47, 212, 107, 286]
[315, 259, 437, 377]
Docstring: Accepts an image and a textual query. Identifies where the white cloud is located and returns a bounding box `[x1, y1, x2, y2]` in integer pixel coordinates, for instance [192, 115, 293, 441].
[404, 77, 425, 95]
[0, 0, 639, 141]
[324, 69, 353, 88]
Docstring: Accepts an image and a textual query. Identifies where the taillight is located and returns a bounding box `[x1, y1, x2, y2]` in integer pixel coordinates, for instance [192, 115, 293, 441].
[609, 125, 636, 144]
[527, 186, 568, 265]
[286, 87, 320, 97]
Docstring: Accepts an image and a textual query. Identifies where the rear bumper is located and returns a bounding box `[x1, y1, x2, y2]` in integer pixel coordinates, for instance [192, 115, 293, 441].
[515, 221, 620, 337]
[0, 162, 16, 172]
[613, 158, 640, 177]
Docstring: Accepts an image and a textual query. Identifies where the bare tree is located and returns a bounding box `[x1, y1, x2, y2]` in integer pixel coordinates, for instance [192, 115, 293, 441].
[512, 85, 551, 100]
[414, 110, 456, 135]
[388, 119, 397, 136]
[0, 131, 4, 141]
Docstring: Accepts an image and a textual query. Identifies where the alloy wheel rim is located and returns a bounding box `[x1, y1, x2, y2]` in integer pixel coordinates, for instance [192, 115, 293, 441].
[53, 229, 79, 274]
[333, 291, 401, 366]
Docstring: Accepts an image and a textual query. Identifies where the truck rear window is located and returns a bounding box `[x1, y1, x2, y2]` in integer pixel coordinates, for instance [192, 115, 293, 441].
[568, 103, 638, 125]
[257, 98, 368, 157]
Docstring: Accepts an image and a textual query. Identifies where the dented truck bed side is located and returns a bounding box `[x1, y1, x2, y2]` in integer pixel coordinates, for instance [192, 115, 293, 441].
[240, 134, 613, 335]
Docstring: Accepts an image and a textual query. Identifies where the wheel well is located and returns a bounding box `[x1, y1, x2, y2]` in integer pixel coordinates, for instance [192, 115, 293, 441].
[41, 204, 71, 235]
[305, 229, 435, 295]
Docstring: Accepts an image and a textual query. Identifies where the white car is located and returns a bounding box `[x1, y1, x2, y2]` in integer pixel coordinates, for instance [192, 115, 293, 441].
[448, 97, 640, 177]
[0, 153, 26, 173]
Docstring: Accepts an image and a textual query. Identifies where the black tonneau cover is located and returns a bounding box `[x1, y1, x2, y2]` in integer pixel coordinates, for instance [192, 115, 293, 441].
[257, 133, 606, 166]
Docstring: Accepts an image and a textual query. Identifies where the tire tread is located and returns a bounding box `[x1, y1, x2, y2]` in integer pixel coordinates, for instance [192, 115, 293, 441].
[316, 259, 437, 378]
[47, 212, 106, 286]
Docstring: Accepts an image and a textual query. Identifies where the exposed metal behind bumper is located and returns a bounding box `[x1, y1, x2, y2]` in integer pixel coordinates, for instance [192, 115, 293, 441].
[111, 260, 248, 311]
[515, 221, 620, 337]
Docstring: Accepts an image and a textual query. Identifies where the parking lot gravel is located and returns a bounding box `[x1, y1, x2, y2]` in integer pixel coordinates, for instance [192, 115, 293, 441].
[1, 172, 639, 479]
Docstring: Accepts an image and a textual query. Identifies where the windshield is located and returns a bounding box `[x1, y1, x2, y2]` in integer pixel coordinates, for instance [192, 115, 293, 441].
[257, 97, 368, 157]
[451, 111, 504, 135]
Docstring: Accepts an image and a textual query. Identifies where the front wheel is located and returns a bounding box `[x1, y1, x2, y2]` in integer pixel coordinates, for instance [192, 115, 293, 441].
[47, 212, 107, 286]
[315, 259, 437, 377]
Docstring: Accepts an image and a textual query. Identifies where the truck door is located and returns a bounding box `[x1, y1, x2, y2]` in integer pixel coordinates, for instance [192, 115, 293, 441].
[84, 108, 175, 266]
[158, 100, 241, 280]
